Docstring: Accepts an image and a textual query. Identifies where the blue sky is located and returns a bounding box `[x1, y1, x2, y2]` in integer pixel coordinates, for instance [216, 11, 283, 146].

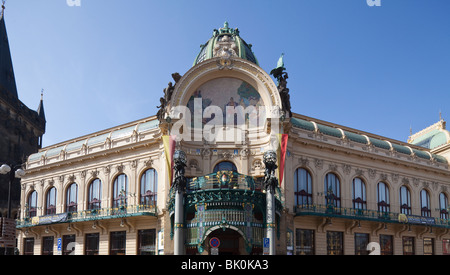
[4, 0, 450, 147]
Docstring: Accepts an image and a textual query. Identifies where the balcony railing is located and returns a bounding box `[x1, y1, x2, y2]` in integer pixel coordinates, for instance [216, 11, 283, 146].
[16, 204, 157, 228]
[167, 171, 283, 213]
[294, 204, 450, 228]
[187, 171, 264, 192]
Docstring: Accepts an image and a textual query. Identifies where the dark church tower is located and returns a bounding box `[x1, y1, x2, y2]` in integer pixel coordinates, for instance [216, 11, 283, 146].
[0, 7, 46, 218]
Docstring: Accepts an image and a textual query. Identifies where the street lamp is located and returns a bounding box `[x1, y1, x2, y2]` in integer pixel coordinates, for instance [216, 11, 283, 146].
[172, 150, 186, 255]
[0, 164, 26, 219]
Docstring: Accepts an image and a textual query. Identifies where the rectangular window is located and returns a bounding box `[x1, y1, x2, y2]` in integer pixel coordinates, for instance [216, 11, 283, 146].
[379, 234, 393, 255]
[110, 231, 126, 255]
[327, 231, 343, 255]
[424, 238, 434, 255]
[354, 233, 369, 255]
[295, 229, 314, 255]
[23, 238, 35, 255]
[443, 239, 450, 255]
[402, 236, 415, 255]
[62, 234, 76, 255]
[42, 236, 54, 255]
[138, 229, 156, 255]
[85, 233, 100, 255]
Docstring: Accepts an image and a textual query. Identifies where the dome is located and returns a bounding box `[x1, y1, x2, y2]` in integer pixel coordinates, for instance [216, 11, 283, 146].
[409, 120, 450, 149]
[193, 22, 259, 66]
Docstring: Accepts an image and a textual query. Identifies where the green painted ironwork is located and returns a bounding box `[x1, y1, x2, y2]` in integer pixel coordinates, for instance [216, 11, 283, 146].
[16, 204, 157, 228]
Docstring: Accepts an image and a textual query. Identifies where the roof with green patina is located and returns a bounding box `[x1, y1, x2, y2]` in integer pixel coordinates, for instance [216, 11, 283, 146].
[291, 116, 448, 164]
[193, 22, 259, 66]
[409, 120, 450, 150]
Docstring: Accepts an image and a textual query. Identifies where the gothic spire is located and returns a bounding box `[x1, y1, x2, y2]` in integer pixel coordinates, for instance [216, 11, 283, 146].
[0, 2, 19, 99]
[37, 89, 46, 121]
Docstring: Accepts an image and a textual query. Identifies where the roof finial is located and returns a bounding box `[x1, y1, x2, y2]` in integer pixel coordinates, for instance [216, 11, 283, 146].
[1, 1, 5, 18]
[440, 110, 443, 121]
[41, 88, 44, 100]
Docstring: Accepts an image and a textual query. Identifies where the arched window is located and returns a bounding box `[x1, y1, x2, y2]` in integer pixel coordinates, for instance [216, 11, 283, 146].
[213, 161, 237, 173]
[421, 189, 431, 217]
[352, 178, 366, 210]
[27, 191, 38, 218]
[377, 182, 390, 213]
[88, 179, 102, 210]
[113, 174, 128, 208]
[66, 183, 78, 213]
[324, 173, 340, 208]
[140, 169, 158, 206]
[46, 187, 57, 215]
[294, 168, 312, 206]
[399, 185, 411, 215]
[440, 193, 448, 219]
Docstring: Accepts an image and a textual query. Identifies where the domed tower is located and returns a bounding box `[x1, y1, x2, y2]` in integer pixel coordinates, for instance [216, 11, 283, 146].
[193, 22, 259, 66]
[164, 22, 285, 255]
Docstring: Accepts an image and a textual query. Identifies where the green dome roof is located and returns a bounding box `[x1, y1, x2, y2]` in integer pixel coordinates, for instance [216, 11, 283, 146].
[193, 22, 259, 66]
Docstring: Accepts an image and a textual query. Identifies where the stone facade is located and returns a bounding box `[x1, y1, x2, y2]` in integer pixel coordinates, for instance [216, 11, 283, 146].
[14, 22, 450, 255]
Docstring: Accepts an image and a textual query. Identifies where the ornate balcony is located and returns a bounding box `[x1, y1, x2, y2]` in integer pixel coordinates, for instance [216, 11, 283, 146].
[16, 204, 157, 228]
[167, 171, 283, 254]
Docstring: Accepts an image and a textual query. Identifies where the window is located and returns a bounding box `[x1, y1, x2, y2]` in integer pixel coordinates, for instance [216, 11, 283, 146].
[140, 169, 158, 207]
[294, 168, 312, 206]
[440, 193, 448, 219]
[23, 238, 34, 255]
[296, 229, 314, 255]
[88, 179, 102, 210]
[42, 236, 54, 255]
[379, 235, 393, 255]
[402, 236, 415, 255]
[110, 231, 126, 255]
[85, 233, 100, 255]
[443, 239, 450, 255]
[138, 229, 156, 255]
[66, 183, 78, 213]
[377, 182, 390, 213]
[327, 231, 343, 255]
[400, 185, 411, 215]
[421, 189, 431, 217]
[352, 178, 366, 210]
[46, 187, 57, 215]
[213, 161, 237, 173]
[354, 233, 369, 255]
[27, 191, 38, 218]
[62, 234, 76, 255]
[423, 238, 434, 255]
[324, 173, 340, 208]
[113, 174, 128, 208]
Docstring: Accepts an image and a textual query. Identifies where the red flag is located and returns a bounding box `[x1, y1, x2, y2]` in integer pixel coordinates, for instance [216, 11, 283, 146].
[278, 134, 289, 186]
[163, 135, 176, 185]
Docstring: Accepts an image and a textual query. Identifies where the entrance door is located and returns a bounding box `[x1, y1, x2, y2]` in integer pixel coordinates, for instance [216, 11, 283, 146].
[207, 229, 242, 255]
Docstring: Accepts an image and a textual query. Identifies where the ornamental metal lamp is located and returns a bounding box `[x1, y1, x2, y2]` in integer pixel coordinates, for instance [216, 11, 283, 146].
[0, 164, 26, 219]
[173, 150, 187, 255]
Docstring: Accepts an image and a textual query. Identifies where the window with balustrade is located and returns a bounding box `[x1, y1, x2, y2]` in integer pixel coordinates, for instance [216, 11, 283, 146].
[45, 187, 57, 215]
[294, 168, 312, 206]
[352, 177, 366, 210]
[140, 169, 158, 207]
[66, 183, 78, 213]
[88, 179, 102, 210]
[400, 185, 411, 215]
